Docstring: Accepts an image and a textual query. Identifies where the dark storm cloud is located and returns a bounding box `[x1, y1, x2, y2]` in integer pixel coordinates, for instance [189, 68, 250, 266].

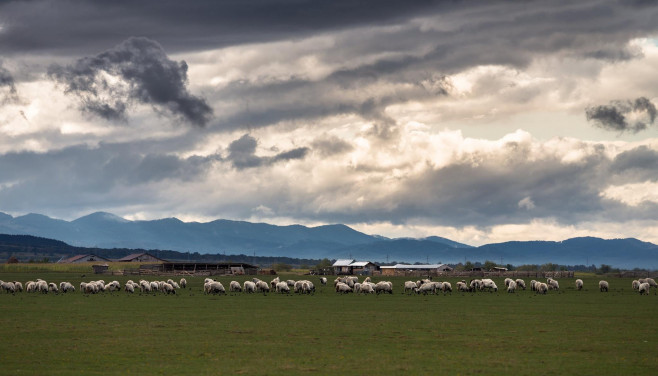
[0, 63, 20, 105]
[48, 37, 212, 125]
[227, 134, 309, 170]
[0, 0, 440, 55]
[586, 97, 657, 133]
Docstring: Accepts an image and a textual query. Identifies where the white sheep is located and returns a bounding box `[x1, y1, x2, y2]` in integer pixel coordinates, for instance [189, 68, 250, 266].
[632, 280, 640, 290]
[320, 277, 327, 285]
[638, 282, 650, 295]
[507, 280, 517, 293]
[416, 282, 436, 295]
[60, 282, 75, 293]
[442, 282, 452, 294]
[270, 277, 280, 291]
[205, 281, 225, 295]
[125, 284, 135, 293]
[26, 281, 37, 293]
[481, 279, 497, 292]
[515, 279, 526, 290]
[504, 278, 514, 287]
[335, 282, 352, 293]
[276, 281, 290, 294]
[404, 281, 418, 295]
[256, 280, 270, 293]
[363, 277, 371, 283]
[180, 278, 187, 288]
[302, 281, 314, 294]
[575, 279, 584, 291]
[537, 282, 548, 294]
[547, 278, 559, 291]
[286, 280, 296, 287]
[163, 283, 176, 294]
[229, 281, 242, 292]
[1, 281, 15, 293]
[13, 281, 23, 292]
[599, 280, 609, 292]
[470, 279, 482, 291]
[646, 278, 658, 288]
[48, 282, 59, 293]
[456, 281, 469, 292]
[243, 281, 256, 293]
[205, 278, 214, 284]
[530, 280, 538, 291]
[360, 283, 374, 294]
[375, 281, 393, 294]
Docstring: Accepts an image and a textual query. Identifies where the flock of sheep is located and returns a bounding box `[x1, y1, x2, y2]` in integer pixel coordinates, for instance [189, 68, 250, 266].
[1, 276, 656, 296]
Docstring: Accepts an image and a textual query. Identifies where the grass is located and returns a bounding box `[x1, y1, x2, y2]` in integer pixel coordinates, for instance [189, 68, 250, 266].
[0, 272, 656, 375]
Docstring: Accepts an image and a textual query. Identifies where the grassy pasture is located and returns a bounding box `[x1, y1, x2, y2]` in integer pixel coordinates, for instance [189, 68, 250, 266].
[0, 272, 656, 375]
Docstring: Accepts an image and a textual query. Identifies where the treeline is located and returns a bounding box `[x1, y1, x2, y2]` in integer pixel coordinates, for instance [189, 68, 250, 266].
[0, 234, 327, 268]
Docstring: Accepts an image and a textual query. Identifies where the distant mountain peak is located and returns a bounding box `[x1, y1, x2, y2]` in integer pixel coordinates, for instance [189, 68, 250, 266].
[73, 211, 130, 223]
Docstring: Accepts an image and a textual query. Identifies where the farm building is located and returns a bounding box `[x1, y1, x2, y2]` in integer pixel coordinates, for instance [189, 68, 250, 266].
[138, 262, 258, 276]
[332, 259, 380, 275]
[58, 254, 111, 264]
[380, 264, 453, 276]
[117, 252, 167, 263]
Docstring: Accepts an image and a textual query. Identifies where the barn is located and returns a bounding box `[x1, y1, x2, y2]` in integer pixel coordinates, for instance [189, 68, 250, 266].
[58, 254, 111, 264]
[138, 262, 259, 276]
[380, 264, 453, 276]
[117, 252, 167, 263]
[332, 259, 380, 275]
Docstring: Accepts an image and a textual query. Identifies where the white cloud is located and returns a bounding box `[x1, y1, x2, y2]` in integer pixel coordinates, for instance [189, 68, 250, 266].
[600, 181, 658, 206]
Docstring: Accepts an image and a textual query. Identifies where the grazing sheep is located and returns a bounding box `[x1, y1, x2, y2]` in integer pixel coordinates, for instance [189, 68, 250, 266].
[632, 280, 640, 290]
[360, 283, 374, 294]
[537, 283, 548, 295]
[638, 282, 650, 295]
[507, 280, 517, 293]
[575, 279, 584, 291]
[404, 281, 418, 295]
[125, 284, 135, 293]
[60, 282, 75, 293]
[442, 282, 452, 294]
[481, 279, 498, 292]
[504, 278, 514, 287]
[179, 278, 187, 288]
[363, 277, 371, 283]
[599, 280, 609, 292]
[48, 282, 59, 293]
[286, 280, 296, 287]
[270, 277, 280, 291]
[302, 281, 314, 294]
[13, 281, 23, 292]
[515, 279, 526, 290]
[256, 280, 270, 293]
[243, 281, 256, 293]
[229, 281, 242, 292]
[276, 282, 290, 294]
[352, 282, 362, 293]
[150, 281, 159, 292]
[547, 278, 559, 291]
[320, 277, 327, 285]
[26, 281, 37, 293]
[456, 281, 469, 292]
[205, 278, 214, 284]
[205, 281, 225, 295]
[416, 282, 436, 295]
[646, 278, 658, 288]
[470, 279, 482, 291]
[335, 282, 352, 293]
[162, 283, 175, 294]
[1, 281, 15, 293]
[375, 281, 393, 294]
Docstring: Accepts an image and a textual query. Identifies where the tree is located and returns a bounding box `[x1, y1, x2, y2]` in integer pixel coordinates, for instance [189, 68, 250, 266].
[6, 256, 19, 264]
[463, 261, 474, 271]
[313, 258, 333, 275]
[272, 263, 292, 272]
[483, 260, 498, 271]
[598, 264, 611, 274]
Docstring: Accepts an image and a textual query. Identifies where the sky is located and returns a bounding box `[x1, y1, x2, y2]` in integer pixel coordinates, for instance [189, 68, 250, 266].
[1, 0, 658, 246]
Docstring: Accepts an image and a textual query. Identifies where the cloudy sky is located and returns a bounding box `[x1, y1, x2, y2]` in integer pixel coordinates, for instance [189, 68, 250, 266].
[1, 0, 658, 246]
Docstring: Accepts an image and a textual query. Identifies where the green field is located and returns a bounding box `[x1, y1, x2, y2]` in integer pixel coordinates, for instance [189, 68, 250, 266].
[0, 272, 656, 375]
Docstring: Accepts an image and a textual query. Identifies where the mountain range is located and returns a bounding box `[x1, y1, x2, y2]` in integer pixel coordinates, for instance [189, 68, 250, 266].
[0, 211, 656, 269]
